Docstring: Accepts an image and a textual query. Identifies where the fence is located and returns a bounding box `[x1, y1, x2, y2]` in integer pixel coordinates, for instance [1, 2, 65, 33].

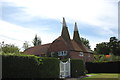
[60, 58, 70, 78]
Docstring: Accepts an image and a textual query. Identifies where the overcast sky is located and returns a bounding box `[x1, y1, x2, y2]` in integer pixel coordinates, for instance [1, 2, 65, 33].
[0, 0, 119, 51]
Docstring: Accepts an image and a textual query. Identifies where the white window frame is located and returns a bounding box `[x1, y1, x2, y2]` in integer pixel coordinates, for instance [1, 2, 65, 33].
[58, 52, 61, 56]
[58, 51, 67, 56]
[79, 52, 84, 56]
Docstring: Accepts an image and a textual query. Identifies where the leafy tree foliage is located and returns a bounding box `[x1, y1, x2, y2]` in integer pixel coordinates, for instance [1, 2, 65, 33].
[1, 42, 19, 53]
[22, 41, 31, 50]
[109, 37, 120, 56]
[94, 37, 120, 56]
[95, 42, 110, 55]
[0, 42, 4, 53]
[93, 54, 120, 62]
[80, 37, 91, 49]
[32, 35, 42, 46]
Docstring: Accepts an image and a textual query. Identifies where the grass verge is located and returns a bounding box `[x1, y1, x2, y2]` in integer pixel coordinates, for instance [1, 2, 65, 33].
[80, 73, 120, 80]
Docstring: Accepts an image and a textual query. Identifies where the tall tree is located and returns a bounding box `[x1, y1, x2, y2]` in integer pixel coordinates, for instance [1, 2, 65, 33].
[32, 35, 42, 46]
[94, 42, 110, 55]
[109, 37, 120, 56]
[22, 41, 31, 50]
[80, 37, 91, 49]
[94, 37, 120, 56]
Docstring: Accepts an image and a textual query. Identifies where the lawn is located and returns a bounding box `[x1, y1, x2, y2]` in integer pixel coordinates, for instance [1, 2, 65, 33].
[80, 73, 120, 80]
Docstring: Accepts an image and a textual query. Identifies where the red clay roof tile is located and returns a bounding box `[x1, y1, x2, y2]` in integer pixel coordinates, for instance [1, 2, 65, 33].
[24, 43, 51, 55]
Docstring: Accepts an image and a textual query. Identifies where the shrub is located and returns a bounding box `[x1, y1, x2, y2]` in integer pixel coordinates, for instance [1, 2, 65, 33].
[71, 59, 85, 78]
[94, 54, 120, 62]
[37, 57, 60, 78]
[1, 44, 19, 53]
[2, 53, 60, 78]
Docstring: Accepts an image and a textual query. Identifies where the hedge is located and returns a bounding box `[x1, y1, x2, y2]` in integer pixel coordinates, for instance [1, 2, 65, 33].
[2, 54, 60, 78]
[71, 59, 85, 77]
[2, 54, 86, 79]
[86, 61, 120, 73]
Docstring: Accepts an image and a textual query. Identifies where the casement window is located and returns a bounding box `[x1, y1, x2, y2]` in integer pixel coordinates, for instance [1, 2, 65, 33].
[79, 52, 84, 56]
[58, 51, 62, 56]
[58, 51, 67, 56]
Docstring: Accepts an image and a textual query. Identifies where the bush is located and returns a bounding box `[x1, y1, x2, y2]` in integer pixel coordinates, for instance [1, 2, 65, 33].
[94, 54, 120, 62]
[71, 59, 85, 78]
[86, 61, 120, 73]
[37, 57, 60, 78]
[2, 53, 60, 78]
[1, 44, 19, 53]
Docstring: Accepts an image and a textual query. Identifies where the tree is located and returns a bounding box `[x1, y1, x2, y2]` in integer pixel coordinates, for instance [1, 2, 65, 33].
[94, 42, 110, 55]
[1, 42, 19, 53]
[0, 41, 5, 53]
[109, 37, 120, 56]
[32, 35, 42, 46]
[93, 54, 120, 62]
[22, 41, 31, 50]
[94, 37, 120, 56]
[80, 37, 91, 49]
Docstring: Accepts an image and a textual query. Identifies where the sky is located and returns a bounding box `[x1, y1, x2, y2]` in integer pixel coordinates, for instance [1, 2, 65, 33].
[0, 0, 119, 51]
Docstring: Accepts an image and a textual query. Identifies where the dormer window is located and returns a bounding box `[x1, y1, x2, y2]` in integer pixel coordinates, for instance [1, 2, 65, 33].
[79, 52, 84, 56]
[58, 51, 67, 56]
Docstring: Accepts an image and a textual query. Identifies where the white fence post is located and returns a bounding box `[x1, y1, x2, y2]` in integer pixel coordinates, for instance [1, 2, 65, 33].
[68, 58, 70, 77]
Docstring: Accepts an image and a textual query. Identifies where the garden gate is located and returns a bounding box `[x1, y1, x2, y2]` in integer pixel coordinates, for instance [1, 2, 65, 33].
[60, 58, 71, 78]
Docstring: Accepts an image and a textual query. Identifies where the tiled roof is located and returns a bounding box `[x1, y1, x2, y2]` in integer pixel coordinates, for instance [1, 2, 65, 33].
[77, 41, 92, 53]
[48, 36, 92, 53]
[71, 40, 83, 51]
[48, 36, 72, 52]
[24, 43, 51, 55]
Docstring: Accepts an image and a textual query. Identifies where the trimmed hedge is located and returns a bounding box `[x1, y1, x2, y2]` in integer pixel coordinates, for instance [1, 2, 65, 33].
[2, 54, 86, 78]
[2, 54, 60, 78]
[86, 61, 120, 73]
[71, 59, 85, 77]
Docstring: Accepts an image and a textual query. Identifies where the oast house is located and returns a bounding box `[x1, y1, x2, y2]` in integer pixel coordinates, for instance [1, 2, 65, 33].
[24, 18, 94, 62]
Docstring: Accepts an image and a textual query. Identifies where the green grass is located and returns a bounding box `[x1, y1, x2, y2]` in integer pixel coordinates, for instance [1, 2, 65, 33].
[80, 73, 120, 80]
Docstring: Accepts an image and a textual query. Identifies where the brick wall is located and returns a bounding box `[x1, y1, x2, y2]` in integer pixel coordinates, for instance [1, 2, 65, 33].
[69, 51, 94, 62]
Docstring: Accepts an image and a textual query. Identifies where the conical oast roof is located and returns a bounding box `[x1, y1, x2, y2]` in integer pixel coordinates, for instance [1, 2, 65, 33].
[73, 22, 81, 43]
[61, 17, 71, 41]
